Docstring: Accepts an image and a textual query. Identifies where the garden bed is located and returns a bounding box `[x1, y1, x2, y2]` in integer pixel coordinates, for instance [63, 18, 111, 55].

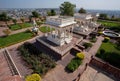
[0, 31, 33, 48]
[96, 42, 120, 68]
[97, 20, 120, 32]
[9, 23, 32, 30]
[18, 42, 56, 76]
[39, 26, 54, 33]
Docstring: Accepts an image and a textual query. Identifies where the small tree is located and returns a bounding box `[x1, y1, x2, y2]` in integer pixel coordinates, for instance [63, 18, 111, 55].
[78, 8, 86, 14]
[47, 9, 56, 16]
[3, 29, 11, 36]
[20, 17, 25, 23]
[99, 14, 108, 19]
[12, 19, 17, 24]
[32, 11, 40, 18]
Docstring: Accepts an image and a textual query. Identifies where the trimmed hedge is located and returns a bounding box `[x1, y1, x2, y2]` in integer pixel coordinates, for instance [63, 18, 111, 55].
[66, 58, 82, 72]
[25, 73, 41, 81]
[76, 52, 85, 60]
[83, 42, 92, 49]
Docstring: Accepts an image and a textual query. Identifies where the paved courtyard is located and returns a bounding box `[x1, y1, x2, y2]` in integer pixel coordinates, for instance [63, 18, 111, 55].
[79, 66, 115, 81]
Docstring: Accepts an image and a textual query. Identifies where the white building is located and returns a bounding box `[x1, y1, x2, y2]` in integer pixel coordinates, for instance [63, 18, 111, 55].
[46, 16, 76, 46]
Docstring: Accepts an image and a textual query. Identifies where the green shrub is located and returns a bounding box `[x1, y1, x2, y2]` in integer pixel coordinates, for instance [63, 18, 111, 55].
[103, 37, 110, 42]
[18, 43, 56, 75]
[76, 52, 85, 60]
[83, 42, 92, 49]
[66, 58, 82, 72]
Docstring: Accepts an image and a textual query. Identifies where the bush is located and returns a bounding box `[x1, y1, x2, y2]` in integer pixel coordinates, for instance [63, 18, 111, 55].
[76, 52, 85, 60]
[25, 73, 41, 81]
[18, 42, 56, 75]
[66, 58, 82, 72]
[100, 49, 105, 54]
[103, 37, 110, 42]
[3, 29, 11, 36]
[83, 42, 92, 49]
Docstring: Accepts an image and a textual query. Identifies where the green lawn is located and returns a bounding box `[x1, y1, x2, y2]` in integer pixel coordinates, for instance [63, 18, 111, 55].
[97, 20, 120, 31]
[98, 42, 120, 53]
[39, 26, 55, 33]
[9, 23, 32, 30]
[0, 31, 33, 48]
[96, 42, 120, 68]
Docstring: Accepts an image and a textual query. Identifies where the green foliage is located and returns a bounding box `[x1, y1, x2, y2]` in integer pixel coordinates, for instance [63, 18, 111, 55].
[60, 2, 76, 16]
[78, 8, 86, 13]
[18, 42, 56, 75]
[99, 13, 108, 19]
[9, 23, 32, 30]
[12, 19, 17, 24]
[97, 20, 120, 32]
[0, 32, 33, 48]
[32, 11, 40, 18]
[103, 37, 110, 42]
[47, 9, 56, 16]
[83, 42, 92, 49]
[76, 52, 85, 60]
[3, 29, 11, 35]
[96, 42, 120, 68]
[39, 26, 54, 33]
[25, 73, 41, 81]
[20, 17, 25, 23]
[66, 58, 82, 72]
[0, 12, 11, 21]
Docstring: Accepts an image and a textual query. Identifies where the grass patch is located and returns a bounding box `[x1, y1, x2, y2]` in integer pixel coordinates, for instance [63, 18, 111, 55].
[0, 31, 33, 48]
[9, 23, 32, 30]
[96, 42, 120, 68]
[97, 42, 120, 53]
[39, 26, 54, 33]
[97, 20, 120, 32]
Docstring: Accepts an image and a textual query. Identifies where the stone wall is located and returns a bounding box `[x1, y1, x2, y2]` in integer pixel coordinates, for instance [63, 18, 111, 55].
[90, 57, 120, 80]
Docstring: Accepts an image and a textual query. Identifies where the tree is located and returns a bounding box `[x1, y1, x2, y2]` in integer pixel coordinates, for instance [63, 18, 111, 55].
[0, 12, 11, 24]
[60, 2, 76, 16]
[12, 19, 17, 24]
[20, 17, 25, 23]
[32, 11, 40, 18]
[47, 9, 56, 16]
[78, 8, 86, 14]
[99, 13, 108, 19]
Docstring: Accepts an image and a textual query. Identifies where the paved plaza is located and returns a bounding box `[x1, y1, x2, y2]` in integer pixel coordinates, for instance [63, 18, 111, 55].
[79, 66, 115, 81]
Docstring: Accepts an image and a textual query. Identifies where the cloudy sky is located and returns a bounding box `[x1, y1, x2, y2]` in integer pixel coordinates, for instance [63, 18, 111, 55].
[0, 0, 120, 10]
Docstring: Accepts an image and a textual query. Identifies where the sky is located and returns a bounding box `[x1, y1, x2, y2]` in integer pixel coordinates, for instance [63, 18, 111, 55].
[0, 0, 120, 10]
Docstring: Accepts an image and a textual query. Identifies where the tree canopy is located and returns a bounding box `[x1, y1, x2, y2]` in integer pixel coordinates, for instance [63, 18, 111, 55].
[0, 12, 11, 21]
[78, 8, 86, 14]
[47, 9, 56, 16]
[99, 13, 108, 19]
[60, 2, 76, 16]
[32, 11, 40, 18]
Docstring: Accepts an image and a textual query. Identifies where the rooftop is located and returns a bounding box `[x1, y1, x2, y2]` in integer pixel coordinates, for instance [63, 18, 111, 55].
[46, 16, 76, 27]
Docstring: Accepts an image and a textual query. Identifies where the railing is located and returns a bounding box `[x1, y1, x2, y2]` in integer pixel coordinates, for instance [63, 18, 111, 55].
[3, 48, 21, 77]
